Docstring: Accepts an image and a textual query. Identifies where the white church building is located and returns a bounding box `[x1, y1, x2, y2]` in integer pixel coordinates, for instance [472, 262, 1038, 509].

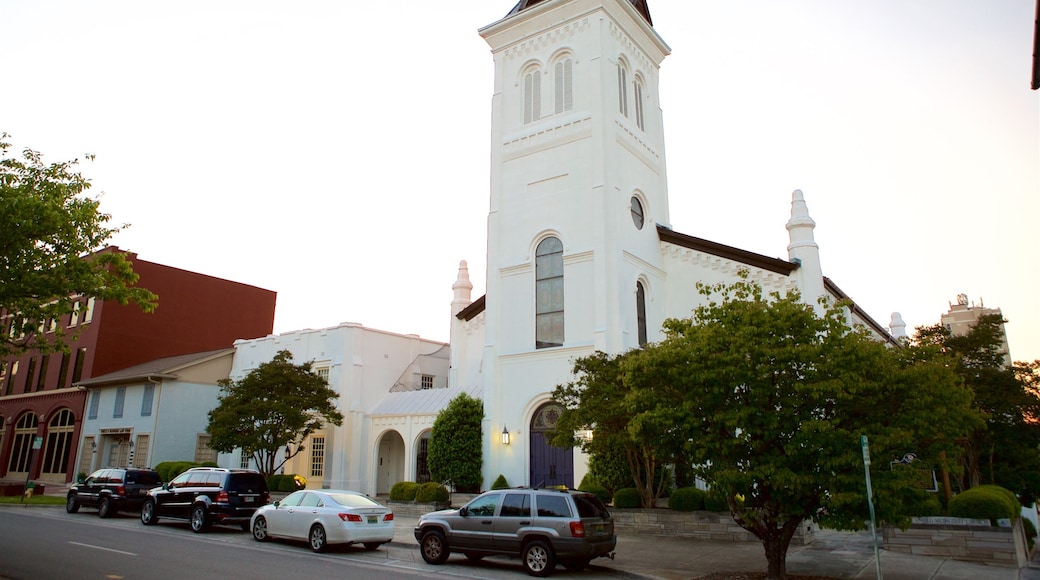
[229, 0, 904, 496]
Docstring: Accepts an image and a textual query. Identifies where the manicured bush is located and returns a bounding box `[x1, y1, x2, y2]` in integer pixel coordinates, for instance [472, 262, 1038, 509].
[669, 487, 706, 511]
[491, 474, 510, 490]
[580, 483, 612, 504]
[704, 489, 730, 512]
[911, 494, 943, 517]
[390, 481, 420, 501]
[975, 485, 1021, 514]
[949, 486, 1017, 523]
[155, 461, 196, 483]
[415, 482, 450, 503]
[613, 487, 642, 508]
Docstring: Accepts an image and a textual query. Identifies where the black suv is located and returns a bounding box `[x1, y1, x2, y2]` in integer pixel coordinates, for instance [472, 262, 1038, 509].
[414, 487, 616, 577]
[140, 467, 270, 533]
[66, 468, 163, 518]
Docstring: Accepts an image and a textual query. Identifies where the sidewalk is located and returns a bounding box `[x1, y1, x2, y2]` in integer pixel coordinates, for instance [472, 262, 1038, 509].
[390, 512, 1024, 580]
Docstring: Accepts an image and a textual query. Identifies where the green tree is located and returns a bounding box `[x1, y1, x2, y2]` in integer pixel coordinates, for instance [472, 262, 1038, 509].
[207, 350, 343, 477]
[914, 316, 1040, 501]
[1, 133, 157, 356]
[427, 392, 483, 492]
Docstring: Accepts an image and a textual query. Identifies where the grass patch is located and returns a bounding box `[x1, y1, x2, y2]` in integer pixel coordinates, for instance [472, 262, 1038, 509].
[0, 495, 67, 506]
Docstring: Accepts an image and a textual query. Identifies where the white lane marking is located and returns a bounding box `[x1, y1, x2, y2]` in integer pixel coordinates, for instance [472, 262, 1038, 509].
[68, 541, 137, 556]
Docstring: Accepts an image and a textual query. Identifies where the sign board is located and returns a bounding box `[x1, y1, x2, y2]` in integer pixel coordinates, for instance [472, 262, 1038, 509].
[32, 436, 43, 450]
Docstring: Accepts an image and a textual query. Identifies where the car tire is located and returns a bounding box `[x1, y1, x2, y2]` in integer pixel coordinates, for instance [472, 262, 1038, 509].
[522, 539, 556, 577]
[252, 516, 269, 542]
[309, 524, 328, 553]
[140, 500, 158, 525]
[419, 529, 450, 565]
[190, 506, 209, 533]
[98, 497, 113, 518]
[65, 495, 79, 514]
[363, 542, 382, 551]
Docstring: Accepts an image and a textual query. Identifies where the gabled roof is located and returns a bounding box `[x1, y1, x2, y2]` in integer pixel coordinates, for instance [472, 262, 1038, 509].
[506, 0, 652, 26]
[657, 225, 799, 276]
[75, 348, 234, 388]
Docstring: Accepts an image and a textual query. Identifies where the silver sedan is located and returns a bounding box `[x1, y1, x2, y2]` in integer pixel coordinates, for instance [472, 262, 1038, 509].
[249, 489, 394, 552]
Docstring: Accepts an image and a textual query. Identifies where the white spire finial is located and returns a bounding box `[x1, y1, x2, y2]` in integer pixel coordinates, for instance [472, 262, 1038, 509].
[889, 312, 906, 339]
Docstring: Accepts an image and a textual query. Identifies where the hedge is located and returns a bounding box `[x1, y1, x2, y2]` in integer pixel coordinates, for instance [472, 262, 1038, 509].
[613, 487, 642, 508]
[390, 481, 420, 501]
[491, 474, 510, 490]
[948, 485, 1018, 523]
[415, 482, 449, 503]
[579, 483, 612, 504]
[669, 487, 706, 511]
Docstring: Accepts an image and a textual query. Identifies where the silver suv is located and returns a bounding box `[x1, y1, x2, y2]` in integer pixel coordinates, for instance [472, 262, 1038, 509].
[413, 487, 615, 577]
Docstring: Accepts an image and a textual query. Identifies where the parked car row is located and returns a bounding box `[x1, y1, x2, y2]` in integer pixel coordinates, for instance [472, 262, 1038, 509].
[68, 467, 617, 577]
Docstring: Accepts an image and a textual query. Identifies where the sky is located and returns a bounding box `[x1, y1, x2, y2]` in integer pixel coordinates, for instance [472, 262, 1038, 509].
[3, 1, 1038, 361]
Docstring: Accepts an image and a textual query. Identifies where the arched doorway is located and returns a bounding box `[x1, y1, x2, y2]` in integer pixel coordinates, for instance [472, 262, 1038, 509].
[415, 431, 432, 484]
[7, 412, 39, 479]
[529, 403, 573, 488]
[375, 430, 405, 495]
[40, 409, 75, 483]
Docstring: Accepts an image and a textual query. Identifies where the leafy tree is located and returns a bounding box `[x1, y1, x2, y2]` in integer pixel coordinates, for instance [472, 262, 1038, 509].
[555, 273, 979, 580]
[427, 392, 483, 492]
[1, 133, 157, 356]
[207, 350, 343, 477]
[914, 316, 1040, 501]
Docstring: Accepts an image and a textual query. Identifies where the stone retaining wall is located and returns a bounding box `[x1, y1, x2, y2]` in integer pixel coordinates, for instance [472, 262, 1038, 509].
[881, 517, 1029, 568]
[609, 508, 816, 546]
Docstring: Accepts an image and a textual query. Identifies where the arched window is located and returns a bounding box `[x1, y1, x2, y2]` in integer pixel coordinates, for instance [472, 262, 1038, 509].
[535, 237, 564, 348]
[524, 66, 541, 124]
[554, 57, 573, 114]
[41, 409, 74, 476]
[630, 195, 645, 230]
[636, 282, 648, 346]
[617, 61, 629, 117]
[8, 412, 38, 473]
[633, 76, 645, 131]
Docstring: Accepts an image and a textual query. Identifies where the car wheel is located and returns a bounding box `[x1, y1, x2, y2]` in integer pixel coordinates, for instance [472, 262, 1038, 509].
[309, 524, 328, 553]
[252, 516, 269, 542]
[190, 506, 209, 533]
[464, 552, 484, 561]
[363, 542, 382, 551]
[522, 540, 556, 577]
[140, 500, 158, 525]
[98, 497, 113, 518]
[562, 558, 590, 571]
[65, 495, 79, 514]
[419, 530, 450, 565]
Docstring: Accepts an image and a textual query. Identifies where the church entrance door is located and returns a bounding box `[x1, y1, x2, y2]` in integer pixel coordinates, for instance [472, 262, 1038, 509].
[529, 403, 573, 488]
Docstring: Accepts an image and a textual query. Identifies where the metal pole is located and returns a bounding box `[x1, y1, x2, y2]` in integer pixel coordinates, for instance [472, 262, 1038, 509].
[861, 435, 883, 580]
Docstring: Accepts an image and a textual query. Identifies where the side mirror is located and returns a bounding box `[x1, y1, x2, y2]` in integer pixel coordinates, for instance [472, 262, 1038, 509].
[459, 507, 468, 517]
[273, 501, 281, 508]
[163, 482, 171, 491]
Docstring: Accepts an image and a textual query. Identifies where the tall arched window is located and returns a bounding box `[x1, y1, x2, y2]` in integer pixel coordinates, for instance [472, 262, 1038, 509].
[633, 76, 645, 131]
[636, 281, 648, 346]
[535, 237, 564, 348]
[41, 409, 74, 476]
[617, 61, 629, 117]
[524, 67, 541, 124]
[554, 57, 573, 114]
[8, 412, 38, 473]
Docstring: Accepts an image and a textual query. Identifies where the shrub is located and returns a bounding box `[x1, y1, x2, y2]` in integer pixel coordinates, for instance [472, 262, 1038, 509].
[1024, 517, 1038, 550]
[613, 487, 642, 508]
[669, 487, 706, 512]
[491, 474, 510, 490]
[580, 483, 612, 504]
[704, 489, 730, 512]
[415, 482, 449, 503]
[975, 485, 1021, 515]
[390, 481, 420, 501]
[267, 474, 298, 492]
[578, 473, 598, 490]
[949, 486, 1017, 523]
[155, 461, 196, 483]
[910, 494, 943, 517]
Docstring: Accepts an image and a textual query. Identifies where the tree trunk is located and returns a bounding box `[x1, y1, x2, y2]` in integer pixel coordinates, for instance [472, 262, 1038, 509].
[763, 536, 788, 580]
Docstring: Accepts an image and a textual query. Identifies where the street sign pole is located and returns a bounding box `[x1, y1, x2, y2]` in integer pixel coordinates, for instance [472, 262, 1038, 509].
[861, 435, 883, 580]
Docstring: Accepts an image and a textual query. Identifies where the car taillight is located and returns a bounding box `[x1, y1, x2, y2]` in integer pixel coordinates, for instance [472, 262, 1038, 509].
[116, 485, 125, 495]
[384, 513, 394, 521]
[569, 521, 586, 538]
[216, 491, 229, 503]
[339, 513, 362, 522]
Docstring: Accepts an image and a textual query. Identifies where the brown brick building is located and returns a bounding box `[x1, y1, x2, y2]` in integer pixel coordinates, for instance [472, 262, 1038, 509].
[0, 248, 276, 486]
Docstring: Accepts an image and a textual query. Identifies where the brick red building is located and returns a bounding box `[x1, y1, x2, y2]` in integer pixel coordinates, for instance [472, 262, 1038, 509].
[0, 248, 276, 486]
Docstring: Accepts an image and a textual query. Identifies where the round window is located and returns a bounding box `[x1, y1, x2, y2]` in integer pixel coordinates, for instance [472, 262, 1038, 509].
[630, 196, 645, 230]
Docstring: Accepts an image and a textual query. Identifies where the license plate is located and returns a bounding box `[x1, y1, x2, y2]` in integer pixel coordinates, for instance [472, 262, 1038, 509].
[245, 496, 254, 503]
[595, 524, 604, 534]
[367, 515, 377, 524]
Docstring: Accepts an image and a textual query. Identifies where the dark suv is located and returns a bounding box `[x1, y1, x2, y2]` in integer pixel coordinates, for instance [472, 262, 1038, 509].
[414, 487, 616, 577]
[66, 467, 163, 518]
[140, 467, 270, 533]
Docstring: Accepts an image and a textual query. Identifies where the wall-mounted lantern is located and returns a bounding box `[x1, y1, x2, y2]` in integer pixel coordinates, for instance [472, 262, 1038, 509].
[501, 425, 510, 445]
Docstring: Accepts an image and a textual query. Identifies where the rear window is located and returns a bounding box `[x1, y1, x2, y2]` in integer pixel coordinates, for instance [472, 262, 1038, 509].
[328, 493, 381, 508]
[127, 471, 162, 486]
[572, 493, 611, 518]
[227, 474, 268, 493]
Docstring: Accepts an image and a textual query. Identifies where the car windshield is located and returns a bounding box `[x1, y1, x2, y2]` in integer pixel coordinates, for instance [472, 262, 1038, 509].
[573, 493, 611, 518]
[328, 492, 381, 508]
